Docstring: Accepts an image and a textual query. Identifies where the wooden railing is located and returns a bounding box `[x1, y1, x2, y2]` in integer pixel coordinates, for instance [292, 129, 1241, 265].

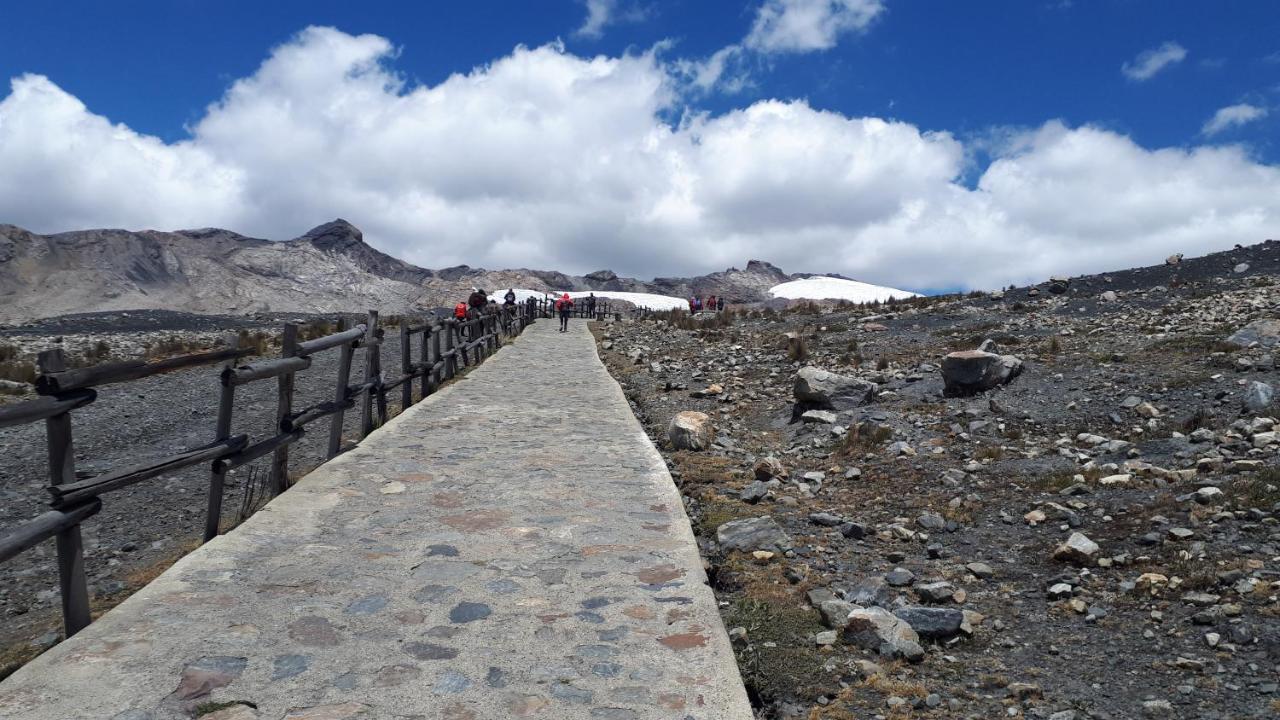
[0, 302, 535, 638]
[529, 297, 617, 320]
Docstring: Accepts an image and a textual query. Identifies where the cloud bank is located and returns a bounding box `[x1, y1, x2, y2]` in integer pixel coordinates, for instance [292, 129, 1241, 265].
[1, 27, 1277, 292]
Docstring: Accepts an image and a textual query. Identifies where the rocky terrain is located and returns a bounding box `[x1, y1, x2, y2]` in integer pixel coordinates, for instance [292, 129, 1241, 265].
[595, 240, 1280, 719]
[0, 219, 809, 323]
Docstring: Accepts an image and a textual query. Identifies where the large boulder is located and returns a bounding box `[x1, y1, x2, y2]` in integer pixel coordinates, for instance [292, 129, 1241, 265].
[941, 340, 1024, 397]
[843, 607, 924, 662]
[716, 516, 791, 552]
[794, 367, 875, 410]
[1227, 319, 1280, 349]
[668, 411, 714, 450]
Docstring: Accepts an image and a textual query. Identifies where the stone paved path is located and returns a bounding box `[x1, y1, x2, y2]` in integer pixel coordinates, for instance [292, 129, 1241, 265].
[0, 321, 752, 720]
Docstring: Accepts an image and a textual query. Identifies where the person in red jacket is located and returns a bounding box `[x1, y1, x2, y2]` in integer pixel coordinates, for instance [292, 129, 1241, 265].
[555, 293, 574, 332]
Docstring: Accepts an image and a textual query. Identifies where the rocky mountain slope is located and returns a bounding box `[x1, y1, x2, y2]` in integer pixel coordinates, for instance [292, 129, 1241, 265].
[0, 220, 860, 323]
[594, 238, 1280, 718]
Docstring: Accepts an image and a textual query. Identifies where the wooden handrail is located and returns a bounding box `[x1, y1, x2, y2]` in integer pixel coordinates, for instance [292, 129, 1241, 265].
[1, 303, 534, 639]
[36, 346, 252, 394]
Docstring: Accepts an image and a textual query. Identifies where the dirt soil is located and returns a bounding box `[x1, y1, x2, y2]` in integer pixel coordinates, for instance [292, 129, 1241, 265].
[594, 241, 1280, 719]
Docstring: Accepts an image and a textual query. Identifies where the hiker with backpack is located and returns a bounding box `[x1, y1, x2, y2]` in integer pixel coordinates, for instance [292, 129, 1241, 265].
[555, 293, 574, 332]
[504, 288, 516, 306]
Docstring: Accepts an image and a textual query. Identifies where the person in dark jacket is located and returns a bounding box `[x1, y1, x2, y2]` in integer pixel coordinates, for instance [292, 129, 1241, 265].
[468, 288, 488, 314]
[504, 288, 517, 306]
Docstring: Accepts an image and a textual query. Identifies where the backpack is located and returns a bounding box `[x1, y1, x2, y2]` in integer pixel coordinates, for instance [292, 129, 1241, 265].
[454, 302, 468, 319]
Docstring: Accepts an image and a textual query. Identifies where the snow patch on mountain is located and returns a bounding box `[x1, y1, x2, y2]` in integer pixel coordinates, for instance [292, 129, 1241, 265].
[769, 277, 919, 303]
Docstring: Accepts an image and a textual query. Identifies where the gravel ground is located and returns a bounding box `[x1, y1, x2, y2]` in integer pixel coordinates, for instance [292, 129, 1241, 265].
[594, 241, 1280, 719]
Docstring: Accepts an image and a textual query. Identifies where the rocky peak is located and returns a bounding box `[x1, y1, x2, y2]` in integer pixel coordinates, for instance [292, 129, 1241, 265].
[298, 219, 364, 253]
[745, 259, 788, 279]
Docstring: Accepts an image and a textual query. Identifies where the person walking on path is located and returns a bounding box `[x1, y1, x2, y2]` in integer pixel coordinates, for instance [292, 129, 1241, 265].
[707, 295, 717, 313]
[555, 293, 574, 332]
[717, 297, 725, 312]
[504, 288, 516, 306]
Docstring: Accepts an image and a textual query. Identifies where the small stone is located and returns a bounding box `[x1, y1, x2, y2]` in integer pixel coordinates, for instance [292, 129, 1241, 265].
[914, 581, 955, 604]
[965, 562, 994, 579]
[885, 567, 916, 586]
[1053, 532, 1099, 566]
[449, 602, 492, 623]
[843, 607, 925, 662]
[716, 516, 791, 552]
[916, 512, 946, 530]
[667, 411, 714, 450]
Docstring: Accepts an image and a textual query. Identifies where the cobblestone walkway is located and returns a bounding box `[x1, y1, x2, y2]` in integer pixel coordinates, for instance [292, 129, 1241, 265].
[0, 321, 752, 720]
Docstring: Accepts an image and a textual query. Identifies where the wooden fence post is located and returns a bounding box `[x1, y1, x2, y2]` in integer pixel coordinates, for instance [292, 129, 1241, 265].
[327, 317, 354, 458]
[427, 322, 437, 394]
[444, 319, 456, 379]
[360, 310, 378, 438]
[204, 334, 239, 542]
[37, 349, 91, 637]
[269, 323, 298, 496]
[400, 319, 412, 410]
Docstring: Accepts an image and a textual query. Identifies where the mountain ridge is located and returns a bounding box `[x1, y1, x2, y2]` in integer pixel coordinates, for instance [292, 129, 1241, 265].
[0, 219, 881, 322]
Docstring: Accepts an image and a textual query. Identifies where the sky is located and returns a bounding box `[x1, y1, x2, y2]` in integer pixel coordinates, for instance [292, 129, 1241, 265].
[1, 1, 1278, 293]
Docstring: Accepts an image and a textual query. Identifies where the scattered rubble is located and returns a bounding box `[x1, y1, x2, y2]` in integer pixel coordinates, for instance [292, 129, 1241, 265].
[595, 239, 1280, 719]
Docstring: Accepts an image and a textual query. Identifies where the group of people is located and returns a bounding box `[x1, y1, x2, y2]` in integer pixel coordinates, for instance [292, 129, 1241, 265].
[453, 288, 518, 325]
[688, 295, 726, 313]
[450, 288, 595, 334]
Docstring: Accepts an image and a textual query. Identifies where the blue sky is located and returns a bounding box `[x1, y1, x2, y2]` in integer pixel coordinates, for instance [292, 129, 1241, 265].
[0, 1, 1278, 291]
[4, 2, 1276, 155]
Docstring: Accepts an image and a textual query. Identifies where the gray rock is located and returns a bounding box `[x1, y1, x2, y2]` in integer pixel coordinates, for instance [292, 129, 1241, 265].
[839, 521, 868, 539]
[1228, 319, 1280, 348]
[1243, 380, 1274, 413]
[916, 511, 945, 530]
[1052, 532, 1099, 566]
[808, 512, 844, 527]
[892, 606, 965, 640]
[739, 481, 770, 503]
[753, 456, 786, 480]
[843, 607, 924, 662]
[885, 567, 916, 586]
[716, 516, 790, 552]
[940, 341, 1024, 397]
[800, 409, 838, 424]
[667, 411, 714, 451]
[913, 581, 955, 604]
[794, 366, 875, 410]
[818, 600, 856, 629]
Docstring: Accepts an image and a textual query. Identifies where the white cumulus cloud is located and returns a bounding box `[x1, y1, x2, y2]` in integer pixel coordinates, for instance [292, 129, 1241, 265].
[2, 26, 1279, 293]
[1122, 41, 1187, 81]
[1202, 103, 1268, 136]
[745, 0, 885, 53]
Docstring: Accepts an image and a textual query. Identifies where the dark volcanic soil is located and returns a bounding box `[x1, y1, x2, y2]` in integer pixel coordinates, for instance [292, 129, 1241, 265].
[595, 242, 1280, 719]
